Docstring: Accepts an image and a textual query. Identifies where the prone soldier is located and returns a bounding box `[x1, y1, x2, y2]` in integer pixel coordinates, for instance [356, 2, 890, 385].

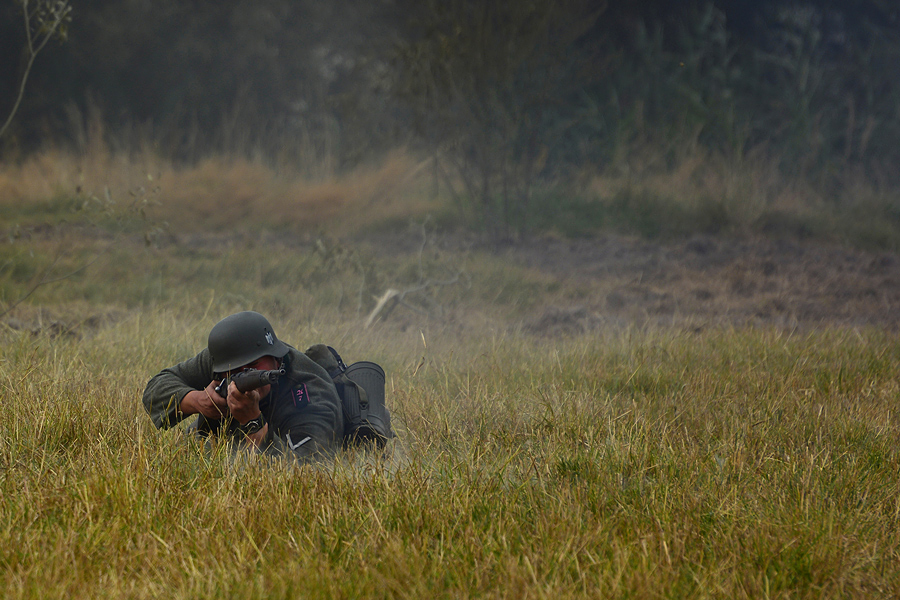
[142, 311, 344, 460]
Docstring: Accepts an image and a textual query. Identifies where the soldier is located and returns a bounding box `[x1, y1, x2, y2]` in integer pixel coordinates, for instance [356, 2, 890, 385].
[142, 311, 344, 460]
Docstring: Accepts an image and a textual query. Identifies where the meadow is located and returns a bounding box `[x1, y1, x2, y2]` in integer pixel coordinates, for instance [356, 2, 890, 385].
[1, 146, 900, 598]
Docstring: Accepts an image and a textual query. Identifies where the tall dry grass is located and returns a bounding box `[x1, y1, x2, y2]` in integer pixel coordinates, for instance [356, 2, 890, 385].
[0, 111, 441, 237]
[153, 151, 434, 234]
[4, 110, 900, 247]
[0, 149, 437, 232]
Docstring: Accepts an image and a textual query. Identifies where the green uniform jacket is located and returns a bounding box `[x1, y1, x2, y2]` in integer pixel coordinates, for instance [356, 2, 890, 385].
[142, 346, 344, 459]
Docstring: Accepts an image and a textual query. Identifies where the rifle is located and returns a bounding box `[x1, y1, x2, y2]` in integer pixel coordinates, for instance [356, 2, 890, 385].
[214, 368, 285, 398]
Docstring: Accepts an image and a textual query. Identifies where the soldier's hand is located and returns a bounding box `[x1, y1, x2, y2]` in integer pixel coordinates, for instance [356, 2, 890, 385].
[180, 381, 230, 419]
[198, 380, 229, 418]
[227, 382, 262, 425]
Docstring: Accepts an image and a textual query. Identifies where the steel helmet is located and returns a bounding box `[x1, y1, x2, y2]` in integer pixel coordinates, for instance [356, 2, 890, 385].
[207, 311, 289, 373]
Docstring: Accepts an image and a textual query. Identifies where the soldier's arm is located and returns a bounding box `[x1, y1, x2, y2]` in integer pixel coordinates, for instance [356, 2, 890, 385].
[142, 349, 220, 429]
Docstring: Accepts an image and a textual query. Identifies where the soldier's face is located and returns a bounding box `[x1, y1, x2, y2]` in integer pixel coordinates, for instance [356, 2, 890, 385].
[238, 355, 279, 372]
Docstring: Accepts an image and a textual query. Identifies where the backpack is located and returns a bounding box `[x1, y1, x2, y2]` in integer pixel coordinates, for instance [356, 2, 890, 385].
[304, 344, 395, 446]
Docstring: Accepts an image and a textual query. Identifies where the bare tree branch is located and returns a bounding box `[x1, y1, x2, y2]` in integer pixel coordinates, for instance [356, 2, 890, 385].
[0, 0, 73, 140]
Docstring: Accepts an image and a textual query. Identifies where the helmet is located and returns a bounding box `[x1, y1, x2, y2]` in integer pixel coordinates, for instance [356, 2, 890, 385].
[207, 311, 289, 373]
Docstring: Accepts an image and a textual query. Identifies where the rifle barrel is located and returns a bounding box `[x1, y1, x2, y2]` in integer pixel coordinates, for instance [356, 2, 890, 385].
[215, 368, 285, 396]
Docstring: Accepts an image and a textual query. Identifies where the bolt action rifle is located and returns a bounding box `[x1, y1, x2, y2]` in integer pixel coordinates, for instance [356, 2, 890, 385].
[214, 368, 285, 398]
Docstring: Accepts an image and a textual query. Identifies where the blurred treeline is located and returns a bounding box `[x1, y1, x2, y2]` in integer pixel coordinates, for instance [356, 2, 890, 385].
[1, 0, 899, 227]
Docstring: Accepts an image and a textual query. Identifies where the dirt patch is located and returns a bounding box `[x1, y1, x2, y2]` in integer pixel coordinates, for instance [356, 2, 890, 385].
[14, 226, 893, 336]
[491, 234, 900, 334]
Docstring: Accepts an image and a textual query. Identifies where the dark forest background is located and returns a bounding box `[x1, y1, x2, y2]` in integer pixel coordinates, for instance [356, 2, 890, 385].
[2, 0, 899, 236]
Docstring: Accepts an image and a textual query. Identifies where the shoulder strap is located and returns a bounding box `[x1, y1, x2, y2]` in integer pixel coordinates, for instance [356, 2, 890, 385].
[336, 372, 369, 410]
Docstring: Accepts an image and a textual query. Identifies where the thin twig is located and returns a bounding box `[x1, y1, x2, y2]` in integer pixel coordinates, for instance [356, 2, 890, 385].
[365, 289, 399, 329]
[0, 1, 71, 140]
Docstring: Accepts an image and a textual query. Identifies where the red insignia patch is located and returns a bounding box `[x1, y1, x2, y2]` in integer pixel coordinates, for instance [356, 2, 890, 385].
[293, 384, 310, 407]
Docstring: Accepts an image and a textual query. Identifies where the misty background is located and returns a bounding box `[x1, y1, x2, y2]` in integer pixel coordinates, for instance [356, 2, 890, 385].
[2, 0, 899, 237]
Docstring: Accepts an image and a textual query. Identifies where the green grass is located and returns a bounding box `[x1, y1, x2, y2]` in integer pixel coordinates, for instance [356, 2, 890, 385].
[1, 315, 899, 598]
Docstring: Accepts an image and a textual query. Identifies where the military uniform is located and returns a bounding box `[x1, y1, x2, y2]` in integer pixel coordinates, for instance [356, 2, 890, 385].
[142, 345, 344, 460]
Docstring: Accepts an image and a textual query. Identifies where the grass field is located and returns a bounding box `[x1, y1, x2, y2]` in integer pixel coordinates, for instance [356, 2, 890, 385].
[2, 317, 899, 598]
[1, 148, 900, 598]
